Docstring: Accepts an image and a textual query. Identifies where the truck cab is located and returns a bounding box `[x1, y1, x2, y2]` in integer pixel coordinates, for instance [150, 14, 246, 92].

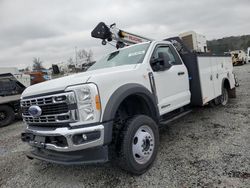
[21, 38, 236, 174]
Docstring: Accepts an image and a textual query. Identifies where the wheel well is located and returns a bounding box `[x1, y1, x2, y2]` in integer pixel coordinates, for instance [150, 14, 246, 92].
[223, 78, 236, 98]
[111, 94, 158, 155]
[0, 103, 14, 110]
[115, 94, 157, 122]
[0, 101, 19, 112]
[223, 79, 230, 90]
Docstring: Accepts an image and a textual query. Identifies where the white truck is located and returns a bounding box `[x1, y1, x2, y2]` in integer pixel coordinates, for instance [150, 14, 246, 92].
[21, 22, 236, 174]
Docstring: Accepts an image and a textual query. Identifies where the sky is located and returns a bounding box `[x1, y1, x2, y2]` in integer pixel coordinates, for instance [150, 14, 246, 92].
[0, 0, 249, 69]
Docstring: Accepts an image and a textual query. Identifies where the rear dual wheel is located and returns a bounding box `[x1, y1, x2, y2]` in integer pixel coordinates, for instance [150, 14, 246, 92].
[209, 87, 229, 107]
[220, 87, 229, 106]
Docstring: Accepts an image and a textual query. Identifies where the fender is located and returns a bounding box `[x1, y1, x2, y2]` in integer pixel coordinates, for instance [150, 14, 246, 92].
[101, 83, 159, 145]
[102, 83, 159, 123]
[221, 78, 236, 98]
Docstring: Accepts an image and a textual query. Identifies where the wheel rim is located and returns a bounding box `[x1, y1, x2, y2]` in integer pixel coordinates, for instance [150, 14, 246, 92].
[221, 88, 228, 105]
[132, 125, 155, 164]
[0, 111, 7, 121]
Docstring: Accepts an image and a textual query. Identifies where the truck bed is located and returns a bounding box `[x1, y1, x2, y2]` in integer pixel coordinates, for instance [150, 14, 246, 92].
[0, 94, 21, 104]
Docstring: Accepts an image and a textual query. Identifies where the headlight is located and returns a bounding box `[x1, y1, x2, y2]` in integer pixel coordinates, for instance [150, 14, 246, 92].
[65, 83, 101, 125]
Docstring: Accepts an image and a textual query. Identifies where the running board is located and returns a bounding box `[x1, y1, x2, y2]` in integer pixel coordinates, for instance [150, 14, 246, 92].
[159, 110, 192, 126]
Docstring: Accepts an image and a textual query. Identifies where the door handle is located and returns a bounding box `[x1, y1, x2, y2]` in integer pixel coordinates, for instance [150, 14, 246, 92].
[178, 72, 185, 76]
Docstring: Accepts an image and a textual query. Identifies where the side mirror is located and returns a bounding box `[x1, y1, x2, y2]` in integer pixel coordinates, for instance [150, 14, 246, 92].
[151, 52, 172, 71]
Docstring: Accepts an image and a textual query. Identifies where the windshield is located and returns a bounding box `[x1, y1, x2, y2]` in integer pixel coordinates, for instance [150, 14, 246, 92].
[88, 43, 150, 71]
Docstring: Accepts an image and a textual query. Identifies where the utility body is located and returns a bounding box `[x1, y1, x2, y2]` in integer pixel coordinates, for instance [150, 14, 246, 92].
[21, 22, 236, 174]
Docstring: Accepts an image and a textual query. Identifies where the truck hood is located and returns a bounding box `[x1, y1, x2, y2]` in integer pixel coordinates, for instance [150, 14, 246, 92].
[22, 65, 137, 98]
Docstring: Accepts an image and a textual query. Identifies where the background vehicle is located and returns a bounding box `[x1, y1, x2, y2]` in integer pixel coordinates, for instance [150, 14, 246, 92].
[247, 47, 250, 63]
[230, 50, 246, 66]
[28, 70, 51, 85]
[21, 22, 236, 174]
[0, 67, 30, 127]
[179, 31, 207, 52]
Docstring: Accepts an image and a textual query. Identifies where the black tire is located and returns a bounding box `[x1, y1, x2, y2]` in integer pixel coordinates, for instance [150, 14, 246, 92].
[0, 105, 15, 127]
[117, 115, 159, 175]
[235, 76, 240, 87]
[208, 100, 216, 107]
[220, 87, 229, 106]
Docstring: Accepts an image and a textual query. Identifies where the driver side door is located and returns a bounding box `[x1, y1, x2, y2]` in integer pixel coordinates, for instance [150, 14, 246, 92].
[150, 44, 190, 115]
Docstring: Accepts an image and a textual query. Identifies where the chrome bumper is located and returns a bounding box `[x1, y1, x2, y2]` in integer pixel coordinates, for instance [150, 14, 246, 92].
[23, 125, 104, 152]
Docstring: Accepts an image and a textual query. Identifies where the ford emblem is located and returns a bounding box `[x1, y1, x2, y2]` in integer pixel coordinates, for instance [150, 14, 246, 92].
[28, 105, 42, 117]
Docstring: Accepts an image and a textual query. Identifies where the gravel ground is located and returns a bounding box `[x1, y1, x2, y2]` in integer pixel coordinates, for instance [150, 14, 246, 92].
[0, 64, 249, 188]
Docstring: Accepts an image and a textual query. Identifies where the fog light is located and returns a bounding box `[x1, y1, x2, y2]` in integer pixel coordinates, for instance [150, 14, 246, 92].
[72, 131, 101, 145]
[57, 115, 69, 121]
[82, 134, 87, 140]
[54, 95, 66, 101]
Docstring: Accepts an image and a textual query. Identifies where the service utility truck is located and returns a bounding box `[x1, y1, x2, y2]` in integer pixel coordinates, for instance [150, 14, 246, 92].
[21, 22, 236, 174]
[0, 67, 30, 127]
[231, 50, 247, 66]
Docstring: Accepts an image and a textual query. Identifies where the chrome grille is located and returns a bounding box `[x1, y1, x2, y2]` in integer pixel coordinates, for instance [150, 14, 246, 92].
[21, 96, 53, 106]
[21, 92, 78, 124]
[24, 116, 56, 123]
[22, 103, 69, 116]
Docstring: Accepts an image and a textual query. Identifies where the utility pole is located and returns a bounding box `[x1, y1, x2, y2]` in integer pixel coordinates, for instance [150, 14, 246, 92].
[75, 46, 78, 68]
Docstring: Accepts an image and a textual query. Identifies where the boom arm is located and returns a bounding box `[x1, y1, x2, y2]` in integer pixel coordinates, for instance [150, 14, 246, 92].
[91, 22, 152, 49]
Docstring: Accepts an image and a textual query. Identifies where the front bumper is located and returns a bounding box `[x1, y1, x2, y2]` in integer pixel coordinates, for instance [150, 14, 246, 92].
[26, 146, 109, 165]
[22, 119, 113, 151]
[21, 121, 113, 164]
[22, 124, 105, 152]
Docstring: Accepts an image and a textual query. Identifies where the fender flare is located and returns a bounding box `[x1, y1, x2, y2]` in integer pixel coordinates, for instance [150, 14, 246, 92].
[102, 83, 159, 123]
[101, 83, 159, 145]
[221, 78, 236, 98]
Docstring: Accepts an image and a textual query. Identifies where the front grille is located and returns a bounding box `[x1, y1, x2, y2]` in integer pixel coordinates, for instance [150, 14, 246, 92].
[22, 103, 69, 116]
[21, 96, 53, 106]
[21, 92, 78, 125]
[24, 116, 56, 123]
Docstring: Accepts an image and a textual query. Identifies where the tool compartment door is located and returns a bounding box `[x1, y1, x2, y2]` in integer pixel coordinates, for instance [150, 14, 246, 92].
[211, 56, 232, 98]
[197, 56, 215, 104]
[211, 57, 222, 98]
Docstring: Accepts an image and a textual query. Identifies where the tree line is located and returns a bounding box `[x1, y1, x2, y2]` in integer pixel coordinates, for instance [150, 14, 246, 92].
[207, 35, 250, 54]
[26, 49, 93, 72]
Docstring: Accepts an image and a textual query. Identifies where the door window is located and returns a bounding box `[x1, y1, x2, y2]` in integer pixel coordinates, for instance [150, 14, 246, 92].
[151, 45, 181, 67]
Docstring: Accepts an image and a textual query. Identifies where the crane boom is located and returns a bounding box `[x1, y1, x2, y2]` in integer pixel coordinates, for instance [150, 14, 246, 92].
[91, 22, 152, 49]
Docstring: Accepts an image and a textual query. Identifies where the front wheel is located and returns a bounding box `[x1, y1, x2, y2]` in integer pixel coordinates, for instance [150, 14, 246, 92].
[0, 105, 15, 127]
[117, 115, 159, 175]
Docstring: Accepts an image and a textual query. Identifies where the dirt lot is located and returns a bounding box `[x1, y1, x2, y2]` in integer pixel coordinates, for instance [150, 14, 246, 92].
[0, 64, 249, 188]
